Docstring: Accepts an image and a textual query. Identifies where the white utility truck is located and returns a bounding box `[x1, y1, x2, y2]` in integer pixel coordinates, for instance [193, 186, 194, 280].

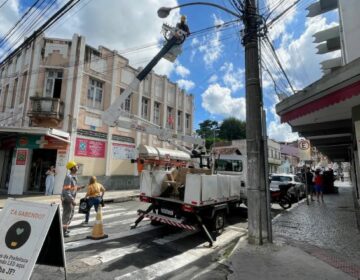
[102, 24, 246, 246]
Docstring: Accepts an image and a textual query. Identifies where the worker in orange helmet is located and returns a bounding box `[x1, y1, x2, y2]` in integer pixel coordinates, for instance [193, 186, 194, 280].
[61, 161, 84, 237]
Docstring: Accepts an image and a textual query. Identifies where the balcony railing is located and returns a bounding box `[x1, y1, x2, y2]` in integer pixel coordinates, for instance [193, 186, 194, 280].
[28, 96, 64, 121]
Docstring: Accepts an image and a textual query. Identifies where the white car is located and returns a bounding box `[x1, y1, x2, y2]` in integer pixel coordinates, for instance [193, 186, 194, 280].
[270, 174, 306, 201]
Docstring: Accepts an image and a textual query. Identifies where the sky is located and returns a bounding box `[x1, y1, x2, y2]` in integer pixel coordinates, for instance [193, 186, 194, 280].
[0, 0, 339, 142]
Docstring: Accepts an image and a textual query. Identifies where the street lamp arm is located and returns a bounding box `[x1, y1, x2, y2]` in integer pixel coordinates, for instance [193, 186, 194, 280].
[158, 2, 241, 19]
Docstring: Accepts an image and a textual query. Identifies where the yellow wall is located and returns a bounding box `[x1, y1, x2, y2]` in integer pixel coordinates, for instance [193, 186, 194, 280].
[74, 156, 106, 176]
[110, 159, 134, 175]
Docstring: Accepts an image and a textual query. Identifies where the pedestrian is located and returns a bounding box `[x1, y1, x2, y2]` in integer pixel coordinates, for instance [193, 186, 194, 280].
[313, 169, 324, 202]
[305, 167, 315, 201]
[61, 161, 84, 237]
[45, 165, 56, 195]
[82, 176, 106, 225]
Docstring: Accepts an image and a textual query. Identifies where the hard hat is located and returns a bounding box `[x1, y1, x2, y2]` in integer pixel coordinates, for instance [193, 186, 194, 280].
[66, 161, 77, 170]
[181, 15, 186, 21]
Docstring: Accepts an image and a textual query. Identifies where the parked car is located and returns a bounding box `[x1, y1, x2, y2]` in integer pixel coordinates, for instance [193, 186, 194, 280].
[270, 174, 306, 202]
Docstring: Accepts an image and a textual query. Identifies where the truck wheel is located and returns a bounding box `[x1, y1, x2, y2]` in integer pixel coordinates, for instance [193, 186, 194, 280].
[212, 211, 226, 233]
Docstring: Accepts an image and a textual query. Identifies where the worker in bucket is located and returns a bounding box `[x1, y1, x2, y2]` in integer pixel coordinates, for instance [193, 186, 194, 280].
[176, 15, 190, 37]
[61, 161, 85, 237]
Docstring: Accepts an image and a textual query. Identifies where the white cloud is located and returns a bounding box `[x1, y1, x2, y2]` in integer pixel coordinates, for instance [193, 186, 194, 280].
[177, 79, 195, 91]
[208, 74, 218, 83]
[192, 14, 224, 66]
[175, 63, 190, 78]
[266, 0, 298, 41]
[201, 83, 246, 120]
[267, 121, 298, 142]
[220, 62, 244, 92]
[270, 16, 339, 89]
[45, 0, 180, 76]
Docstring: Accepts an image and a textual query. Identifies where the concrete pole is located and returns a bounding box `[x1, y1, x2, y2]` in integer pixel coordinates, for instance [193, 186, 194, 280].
[243, 0, 271, 245]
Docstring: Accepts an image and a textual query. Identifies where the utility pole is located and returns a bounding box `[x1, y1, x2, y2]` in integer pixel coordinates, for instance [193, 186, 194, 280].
[242, 0, 271, 245]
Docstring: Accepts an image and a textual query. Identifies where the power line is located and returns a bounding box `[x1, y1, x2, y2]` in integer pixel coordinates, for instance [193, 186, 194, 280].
[0, 0, 82, 65]
[263, 35, 295, 94]
[0, 19, 240, 82]
[0, 0, 9, 10]
[0, 0, 43, 47]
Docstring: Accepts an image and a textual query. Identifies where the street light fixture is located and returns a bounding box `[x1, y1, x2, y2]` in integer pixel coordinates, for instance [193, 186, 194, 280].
[157, 0, 270, 245]
[157, 2, 242, 19]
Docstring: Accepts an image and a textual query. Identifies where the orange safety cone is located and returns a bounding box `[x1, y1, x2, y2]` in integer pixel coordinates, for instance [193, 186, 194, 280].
[87, 205, 108, 240]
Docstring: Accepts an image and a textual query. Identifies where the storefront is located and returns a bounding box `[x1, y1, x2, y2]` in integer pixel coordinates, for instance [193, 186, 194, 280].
[0, 127, 70, 195]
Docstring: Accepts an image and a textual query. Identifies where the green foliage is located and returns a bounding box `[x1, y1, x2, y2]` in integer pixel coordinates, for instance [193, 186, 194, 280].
[219, 117, 246, 140]
[196, 120, 219, 139]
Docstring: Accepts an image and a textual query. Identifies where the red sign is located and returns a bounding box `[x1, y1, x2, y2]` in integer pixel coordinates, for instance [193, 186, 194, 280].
[75, 138, 106, 158]
[40, 135, 68, 149]
[16, 150, 27, 165]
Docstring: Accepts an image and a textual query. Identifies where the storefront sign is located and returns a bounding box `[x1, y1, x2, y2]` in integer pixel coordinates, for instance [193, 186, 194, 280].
[15, 150, 27, 165]
[75, 138, 106, 158]
[0, 199, 65, 280]
[16, 135, 67, 150]
[77, 129, 107, 139]
[112, 143, 136, 160]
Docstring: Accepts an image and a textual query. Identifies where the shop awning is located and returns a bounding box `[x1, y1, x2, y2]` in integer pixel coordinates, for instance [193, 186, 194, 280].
[0, 127, 70, 143]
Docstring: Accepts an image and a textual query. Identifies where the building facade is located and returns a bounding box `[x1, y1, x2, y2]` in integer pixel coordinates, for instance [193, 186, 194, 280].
[0, 34, 194, 195]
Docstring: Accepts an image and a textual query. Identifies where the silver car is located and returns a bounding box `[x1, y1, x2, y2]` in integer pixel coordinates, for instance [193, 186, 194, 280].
[270, 174, 306, 201]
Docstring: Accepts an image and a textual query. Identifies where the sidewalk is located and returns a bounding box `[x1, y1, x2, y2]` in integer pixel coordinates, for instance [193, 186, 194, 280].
[226, 180, 360, 279]
[0, 189, 139, 208]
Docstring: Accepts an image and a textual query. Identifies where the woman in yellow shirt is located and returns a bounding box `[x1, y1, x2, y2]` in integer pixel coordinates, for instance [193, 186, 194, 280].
[83, 176, 106, 225]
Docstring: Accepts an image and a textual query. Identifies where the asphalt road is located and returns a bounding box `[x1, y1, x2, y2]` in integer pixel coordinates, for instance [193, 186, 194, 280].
[30, 200, 249, 280]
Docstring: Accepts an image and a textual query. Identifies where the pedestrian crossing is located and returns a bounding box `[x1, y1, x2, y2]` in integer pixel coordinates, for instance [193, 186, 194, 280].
[62, 203, 246, 280]
[21, 200, 247, 279]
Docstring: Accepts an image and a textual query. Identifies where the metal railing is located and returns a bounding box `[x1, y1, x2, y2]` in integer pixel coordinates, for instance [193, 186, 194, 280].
[28, 96, 64, 120]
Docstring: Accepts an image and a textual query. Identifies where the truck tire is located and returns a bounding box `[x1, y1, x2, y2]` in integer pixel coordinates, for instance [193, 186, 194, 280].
[211, 211, 226, 233]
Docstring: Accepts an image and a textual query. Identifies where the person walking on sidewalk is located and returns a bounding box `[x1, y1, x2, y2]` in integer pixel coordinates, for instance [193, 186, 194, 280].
[61, 161, 84, 237]
[305, 167, 315, 201]
[82, 176, 106, 225]
[45, 165, 56, 195]
[314, 169, 324, 202]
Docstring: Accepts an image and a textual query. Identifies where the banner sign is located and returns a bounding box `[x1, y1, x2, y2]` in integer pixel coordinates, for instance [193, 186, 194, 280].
[112, 143, 136, 160]
[15, 150, 27, 165]
[0, 199, 65, 280]
[298, 139, 311, 161]
[75, 138, 106, 158]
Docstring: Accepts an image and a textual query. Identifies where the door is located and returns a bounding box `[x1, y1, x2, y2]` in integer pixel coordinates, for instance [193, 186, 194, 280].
[0, 149, 14, 192]
[28, 149, 57, 193]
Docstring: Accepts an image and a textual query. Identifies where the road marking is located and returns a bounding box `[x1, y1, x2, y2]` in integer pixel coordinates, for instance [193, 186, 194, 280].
[65, 224, 160, 250]
[81, 245, 143, 266]
[78, 229, 208, 265]
[69, 211, 134, 227]
[68, 216, 139, 235]
[114, 229, 241, 280]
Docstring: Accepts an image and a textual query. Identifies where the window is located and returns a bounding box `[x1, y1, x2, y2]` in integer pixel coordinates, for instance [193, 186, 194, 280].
[270, 149, 273, 158]
[177, 111, 182, 130]
[45, 70, 63, 98]
[271, 176, 291, 182]
[215, 159, 243, 172]
[11, 78, 18, 108]
[87, 78, 103, 109]
[141, 98, 149, 119]
[2, 85, 9, 112]
[153, 102, 161, 125]
[19, 71, 28, 104]
[167, 107, 174, 129]
[120, 88, 131, 112]
[185, 114, 191, 129]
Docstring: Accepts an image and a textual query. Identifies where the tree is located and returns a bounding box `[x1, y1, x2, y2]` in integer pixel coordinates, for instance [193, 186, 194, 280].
[196, 120, 220, 149]
[196, 120, 219, 139]
[219, 117, 246, 140]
